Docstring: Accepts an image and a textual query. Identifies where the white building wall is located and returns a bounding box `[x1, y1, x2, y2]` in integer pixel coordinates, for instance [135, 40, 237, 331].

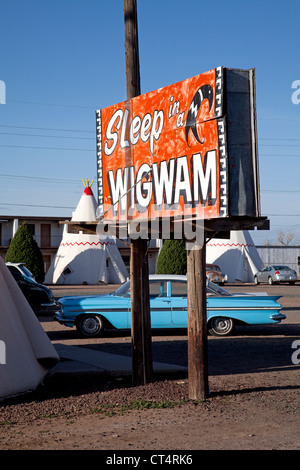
[257, 246, 300, 274]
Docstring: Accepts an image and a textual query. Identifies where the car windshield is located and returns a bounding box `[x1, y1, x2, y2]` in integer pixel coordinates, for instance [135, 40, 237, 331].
[206, 281, 231, 297]
[206, 265, 221, 271]
[273, 266, 291, 271]
[21, 274, 37, 285]
[21, 266, 34, 278]
[114, 281, 131, 297]
[273, 265, 291, 271]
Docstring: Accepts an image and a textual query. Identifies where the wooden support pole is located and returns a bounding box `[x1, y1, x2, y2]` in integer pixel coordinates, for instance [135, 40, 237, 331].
[130, 238, 153, 384]
[124, 0, 140, 97]
[187, 241, 209, 400]
[123, 0, 153, 385]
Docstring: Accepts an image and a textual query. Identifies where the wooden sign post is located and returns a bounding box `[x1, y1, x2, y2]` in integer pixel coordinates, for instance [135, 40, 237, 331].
[123, 0, 153, 385]
[187, 242, 209, 400]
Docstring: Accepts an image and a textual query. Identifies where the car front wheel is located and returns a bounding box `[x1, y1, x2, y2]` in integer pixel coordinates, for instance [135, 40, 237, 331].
[254, 276, 259, 285]
[208, 317, 235, 336]
[76, 315, 104, 337]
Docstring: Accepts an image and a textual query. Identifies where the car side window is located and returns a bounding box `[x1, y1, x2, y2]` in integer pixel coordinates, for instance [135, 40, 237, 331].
[171, 281, 187, 297]
[7, 266, 18, 274]
[149, 281, 167, 297]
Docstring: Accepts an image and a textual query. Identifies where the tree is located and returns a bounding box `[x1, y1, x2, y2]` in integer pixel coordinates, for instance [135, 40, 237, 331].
[155, 239, 187, 275]
[5, 222, 45, 283]
[276, 231, 296, 246]
[264, 231, 298, 246]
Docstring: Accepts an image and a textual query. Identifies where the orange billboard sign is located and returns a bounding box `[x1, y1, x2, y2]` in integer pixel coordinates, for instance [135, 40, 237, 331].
[96, 66, 227, 222]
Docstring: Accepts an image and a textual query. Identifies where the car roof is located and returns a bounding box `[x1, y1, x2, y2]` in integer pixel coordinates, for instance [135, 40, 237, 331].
[149, 274, 187, 281]
[6, 262, 26, 266]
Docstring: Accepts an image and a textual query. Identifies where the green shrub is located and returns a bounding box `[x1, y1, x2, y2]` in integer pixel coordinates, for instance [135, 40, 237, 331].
[5, 222, 45, 283]
[155, 239, 187, 275]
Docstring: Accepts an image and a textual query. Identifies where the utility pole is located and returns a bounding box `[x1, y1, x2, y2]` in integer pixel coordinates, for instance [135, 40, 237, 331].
[123, 0, 153, 385]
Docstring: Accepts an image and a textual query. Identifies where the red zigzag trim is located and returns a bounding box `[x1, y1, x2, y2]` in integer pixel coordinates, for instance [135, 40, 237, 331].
[207, 243, 254, 247]
[60, 241, 115, 247]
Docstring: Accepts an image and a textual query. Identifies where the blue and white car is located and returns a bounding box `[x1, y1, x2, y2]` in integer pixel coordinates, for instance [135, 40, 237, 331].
[55, 275, 285, 337]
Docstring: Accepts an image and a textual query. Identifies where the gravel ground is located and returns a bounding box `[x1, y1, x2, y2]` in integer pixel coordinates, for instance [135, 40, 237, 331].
[0, 283, 299, 451]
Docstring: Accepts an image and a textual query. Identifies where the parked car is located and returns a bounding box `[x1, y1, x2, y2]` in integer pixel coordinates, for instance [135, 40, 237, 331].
[6, 262, 35, 281]
[206, 264, 227, 285]
[55, 274, 285, 337]
[9, 270, 57, 314]
[254, 265, 297, 285]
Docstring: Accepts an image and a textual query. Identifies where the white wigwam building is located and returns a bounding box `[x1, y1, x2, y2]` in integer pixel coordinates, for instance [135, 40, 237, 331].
[206, 230, 264, 283]
[45, 180, 129, 285]
[0, 256, 58, 400]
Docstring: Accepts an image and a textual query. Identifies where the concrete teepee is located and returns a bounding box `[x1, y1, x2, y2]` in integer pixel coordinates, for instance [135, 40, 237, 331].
[206, 230, 263, 283]
[0, 257, 59, 400]
[45, 179, 128, 285]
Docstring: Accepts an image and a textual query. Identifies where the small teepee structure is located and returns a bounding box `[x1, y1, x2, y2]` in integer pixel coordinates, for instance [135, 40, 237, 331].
[45, 179, 128, 285]
[0, 257, 59, 400]
[206, 230, 263, 283]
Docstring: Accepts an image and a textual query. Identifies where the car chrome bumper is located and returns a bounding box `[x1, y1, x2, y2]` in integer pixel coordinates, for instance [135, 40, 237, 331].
[270, 313, 286, 321]
[34, 301, 59, 314]
[54, 312, 65, 323]
[54, 312, 74, 327]
[41, 301, 58, 307]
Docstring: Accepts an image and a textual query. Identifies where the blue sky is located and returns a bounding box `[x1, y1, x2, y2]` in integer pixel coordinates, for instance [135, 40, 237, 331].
[0, 0, 300, 245]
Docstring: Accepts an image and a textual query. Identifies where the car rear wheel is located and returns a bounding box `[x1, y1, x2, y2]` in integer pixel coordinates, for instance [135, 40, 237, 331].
[254, 276, 259, 285]
[268, 276, 274, 285]
[208, 317, 235, 336]
[77, 315, 104, 337]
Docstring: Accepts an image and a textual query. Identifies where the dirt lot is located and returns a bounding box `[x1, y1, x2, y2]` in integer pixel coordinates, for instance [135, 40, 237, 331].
[0, 282, 299, 451]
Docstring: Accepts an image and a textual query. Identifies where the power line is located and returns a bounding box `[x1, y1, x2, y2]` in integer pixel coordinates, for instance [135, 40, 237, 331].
[0, 124, 94, 134]
[0, 144, 94, 151]
[0, 131, 93, 140]
[260, 154, 300, 157]
[0, 202, 74, 209]
[260, 138, 300, 141]
[262, 189, 300, 193]
[264, 214, 300, 217]
[260, 144, 300, 147]
[258, 117, 300, 122]
[0, 174, 80, 184]
[8, 99, 95, 110]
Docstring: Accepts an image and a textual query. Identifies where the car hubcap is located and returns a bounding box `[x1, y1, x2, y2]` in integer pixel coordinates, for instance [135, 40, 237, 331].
[82, 317, 99, 335]
[213, 318, 232, 334]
